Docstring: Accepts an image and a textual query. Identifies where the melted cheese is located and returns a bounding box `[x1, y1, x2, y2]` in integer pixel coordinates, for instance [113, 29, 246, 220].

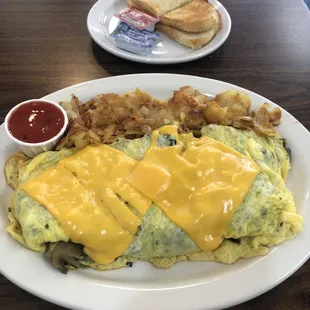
[21, 125, 260, 264]
[21, 145, 151, 264]
[127, 126, 260, 252]
[62, 145, 150, 216]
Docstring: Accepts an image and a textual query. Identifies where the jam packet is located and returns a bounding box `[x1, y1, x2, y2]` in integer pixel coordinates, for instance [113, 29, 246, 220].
[114, 6, 160, 32]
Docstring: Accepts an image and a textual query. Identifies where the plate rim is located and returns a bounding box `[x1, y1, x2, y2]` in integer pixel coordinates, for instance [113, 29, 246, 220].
[1, 74, 310, 310]
[86, 0, 232, 64]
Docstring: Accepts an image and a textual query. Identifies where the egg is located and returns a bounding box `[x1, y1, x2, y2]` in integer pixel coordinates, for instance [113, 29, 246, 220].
[6, 124, 302, 272]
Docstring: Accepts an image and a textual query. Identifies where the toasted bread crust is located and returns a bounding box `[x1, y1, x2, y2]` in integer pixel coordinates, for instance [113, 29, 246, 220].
[132, 0, 192, 17]
[126, 0, 149, 13]
[156, 23, 217, 49]
[160, 0, 221, 33]
[126, 0, 135, 6]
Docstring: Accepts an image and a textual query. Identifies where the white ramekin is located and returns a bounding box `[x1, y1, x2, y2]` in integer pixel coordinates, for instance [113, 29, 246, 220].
[4, 99, 68, 158]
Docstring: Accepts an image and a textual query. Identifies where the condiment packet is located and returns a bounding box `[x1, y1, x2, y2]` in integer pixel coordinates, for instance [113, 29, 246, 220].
[111, 22, 160, 56]
[115, 6, 160, 32]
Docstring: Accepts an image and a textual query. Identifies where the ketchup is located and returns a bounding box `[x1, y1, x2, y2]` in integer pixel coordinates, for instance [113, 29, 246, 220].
[8, 101, 65, 143]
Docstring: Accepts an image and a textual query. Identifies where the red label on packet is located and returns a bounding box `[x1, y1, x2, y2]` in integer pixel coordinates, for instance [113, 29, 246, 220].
[115, 6, 160, 31]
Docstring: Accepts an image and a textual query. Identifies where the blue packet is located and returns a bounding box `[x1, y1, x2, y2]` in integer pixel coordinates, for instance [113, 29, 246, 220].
[110, 22, 160, 56]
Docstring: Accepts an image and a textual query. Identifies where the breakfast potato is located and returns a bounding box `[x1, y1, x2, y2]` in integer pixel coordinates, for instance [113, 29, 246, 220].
[56, 118, 102, 150]
[55, 88, 280, 151]
[201, 100, 231, 125]
[56, 129, 102, 150]
[59, 95, 80, 121]
[251, 103, 281, 136]
[215, 90, 251, 117]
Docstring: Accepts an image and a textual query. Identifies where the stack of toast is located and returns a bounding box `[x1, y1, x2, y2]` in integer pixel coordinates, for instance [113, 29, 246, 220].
[126, 0, 221, 49]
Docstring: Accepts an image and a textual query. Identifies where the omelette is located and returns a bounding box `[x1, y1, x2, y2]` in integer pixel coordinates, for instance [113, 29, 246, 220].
[5, 123, 303, 273]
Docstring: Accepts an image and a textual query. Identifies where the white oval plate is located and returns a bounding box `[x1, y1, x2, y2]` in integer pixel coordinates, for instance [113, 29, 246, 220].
[87, 0, 231, 64]
[0, 74, 309, 310]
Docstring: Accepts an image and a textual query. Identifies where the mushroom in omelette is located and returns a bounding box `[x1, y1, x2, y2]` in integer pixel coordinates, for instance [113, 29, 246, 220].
[4, 87, 303, 273]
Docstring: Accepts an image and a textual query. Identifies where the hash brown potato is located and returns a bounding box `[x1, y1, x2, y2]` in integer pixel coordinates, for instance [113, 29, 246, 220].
[57, 87, 281, 150]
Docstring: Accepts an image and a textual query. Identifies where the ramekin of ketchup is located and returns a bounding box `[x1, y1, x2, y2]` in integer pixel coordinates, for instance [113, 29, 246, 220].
[5, 99, 68, 157]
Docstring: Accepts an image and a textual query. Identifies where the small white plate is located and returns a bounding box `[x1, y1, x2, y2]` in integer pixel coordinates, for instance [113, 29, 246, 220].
[87, 0, 231, 64]
[1, 74, 310, 310]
